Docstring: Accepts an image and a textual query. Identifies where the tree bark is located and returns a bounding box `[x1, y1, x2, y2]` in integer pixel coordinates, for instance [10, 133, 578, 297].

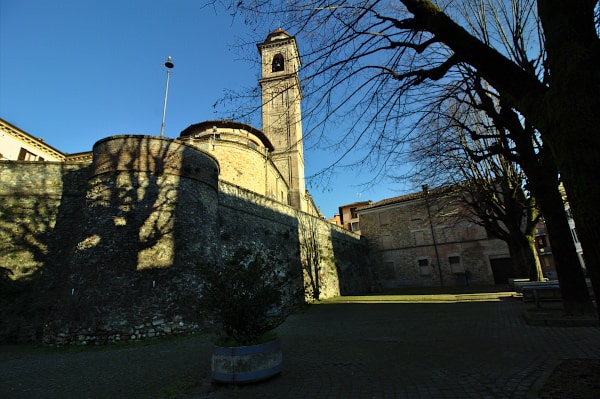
[535, 0, 600, 316]
[512, 139, 591, 314]
[505, 232, 542, 281]
[399, 0, 600, 316]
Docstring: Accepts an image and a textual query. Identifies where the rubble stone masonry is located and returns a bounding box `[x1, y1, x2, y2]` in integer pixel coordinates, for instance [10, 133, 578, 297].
[0, 135, 369, 345]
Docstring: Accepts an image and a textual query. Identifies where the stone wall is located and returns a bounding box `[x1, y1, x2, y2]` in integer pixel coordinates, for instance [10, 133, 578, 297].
[41, 136, 221, 346]
[219, 182, 370, 301]
[359, 194, 509, 288]
[0, 160, 90, 342]
[0, 136, 370, 345]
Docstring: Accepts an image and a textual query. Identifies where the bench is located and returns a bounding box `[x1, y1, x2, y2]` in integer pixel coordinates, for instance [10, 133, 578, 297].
[521, 283, 561, 309]
[509, 278, 530, 291]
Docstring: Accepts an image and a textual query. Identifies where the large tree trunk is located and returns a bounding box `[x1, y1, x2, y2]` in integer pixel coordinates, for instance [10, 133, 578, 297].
[517, 143, 591, 314]
[505, 118, 591, 314]
[535, 0, 600, 316]
[505, 233, 543, 281]
[538, 182, 591, 314]
[400, 0, 600, 317]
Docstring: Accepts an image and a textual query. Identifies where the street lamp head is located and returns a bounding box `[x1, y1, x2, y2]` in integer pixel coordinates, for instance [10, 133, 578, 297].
[164, 56, 174, 69]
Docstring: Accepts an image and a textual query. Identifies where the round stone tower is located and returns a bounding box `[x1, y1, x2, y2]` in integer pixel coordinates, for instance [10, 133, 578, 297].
[44, 135, 221, 346]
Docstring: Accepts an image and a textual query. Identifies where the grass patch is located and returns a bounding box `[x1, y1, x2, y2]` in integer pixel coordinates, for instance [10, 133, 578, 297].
[322, 285, 514, 303]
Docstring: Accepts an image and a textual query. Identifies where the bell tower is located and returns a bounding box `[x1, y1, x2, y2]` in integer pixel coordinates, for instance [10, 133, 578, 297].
[257, 29, 306, 211]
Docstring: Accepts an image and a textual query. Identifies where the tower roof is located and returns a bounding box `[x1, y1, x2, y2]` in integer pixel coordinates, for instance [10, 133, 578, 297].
[257, 29, 297, 56]
[264, 28, 292, 42]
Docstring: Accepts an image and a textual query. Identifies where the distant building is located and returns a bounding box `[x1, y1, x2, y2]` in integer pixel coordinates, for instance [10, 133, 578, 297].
[336, 201, 372, 234]
[0, 118, 91, 163]
[357, 186, 510, 288]
[534, 203, 584, 280]
[327, 213, 342, 227]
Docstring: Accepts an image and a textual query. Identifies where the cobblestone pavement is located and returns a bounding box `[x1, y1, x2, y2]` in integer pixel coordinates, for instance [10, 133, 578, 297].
[2, 292, 599, 399]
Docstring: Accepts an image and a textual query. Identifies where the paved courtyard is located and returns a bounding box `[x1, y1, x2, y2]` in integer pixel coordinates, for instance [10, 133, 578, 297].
[1, 290, 599, 398]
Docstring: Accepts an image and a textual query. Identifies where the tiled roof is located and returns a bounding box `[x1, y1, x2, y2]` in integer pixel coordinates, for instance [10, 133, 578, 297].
[359, 186, 455, 211]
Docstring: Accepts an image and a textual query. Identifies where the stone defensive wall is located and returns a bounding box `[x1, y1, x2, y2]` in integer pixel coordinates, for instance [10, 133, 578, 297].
[218, 182, 370, 301]
[0, 135, 369, 346]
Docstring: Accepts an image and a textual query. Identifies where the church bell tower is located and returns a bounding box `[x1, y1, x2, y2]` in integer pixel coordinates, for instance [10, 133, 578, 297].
[257, 29, 306, 212]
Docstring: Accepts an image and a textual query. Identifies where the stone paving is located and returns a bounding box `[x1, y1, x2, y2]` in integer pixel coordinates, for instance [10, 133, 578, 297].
[1, 291, 599, 399]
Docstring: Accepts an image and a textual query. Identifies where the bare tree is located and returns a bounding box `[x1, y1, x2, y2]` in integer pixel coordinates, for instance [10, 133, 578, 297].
[412, 62, 590, 312]
[411, 101, 544, 282]
[215, 0, 600, 314]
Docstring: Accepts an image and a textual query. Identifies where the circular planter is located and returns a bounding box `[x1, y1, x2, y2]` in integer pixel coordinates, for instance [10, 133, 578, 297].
[211, 339, 282, 383]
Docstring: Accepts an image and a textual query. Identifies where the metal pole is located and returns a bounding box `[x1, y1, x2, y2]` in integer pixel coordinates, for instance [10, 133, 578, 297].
[423, 185, 444, 287]
[160, 56, 174, 137]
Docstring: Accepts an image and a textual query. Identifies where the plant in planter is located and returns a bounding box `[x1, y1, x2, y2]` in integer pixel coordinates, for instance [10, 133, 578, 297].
[198, 244, 292, 383]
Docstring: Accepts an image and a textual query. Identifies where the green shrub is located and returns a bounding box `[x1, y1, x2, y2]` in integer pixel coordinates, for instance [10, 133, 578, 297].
[198, 245, 287, 346]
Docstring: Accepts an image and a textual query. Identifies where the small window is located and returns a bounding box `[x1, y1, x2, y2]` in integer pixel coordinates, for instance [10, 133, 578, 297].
[272, 54, 285, 72]
[379, 212, 390, 226]
[418, 259, 430, 275]
[449, 256, 462, 273]
[350, 222, 360, 231]
[18, 148, 40, 161]
[350, 207, 358, 218]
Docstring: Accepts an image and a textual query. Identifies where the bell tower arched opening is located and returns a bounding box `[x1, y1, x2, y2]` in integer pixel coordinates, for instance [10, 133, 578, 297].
[272, 54, 285, 72]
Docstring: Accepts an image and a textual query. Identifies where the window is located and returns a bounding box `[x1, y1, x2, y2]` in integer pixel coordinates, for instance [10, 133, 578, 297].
[378, 212, 390, 226]
[272, 54, 285, 72]
[414, 230, 432, 246]
[18, 148, 40, 161]
[350, 207, 358, 218]
[449, 256, 462, 273]
[418, 259, 430, 275]
[350, 222, 360, 231]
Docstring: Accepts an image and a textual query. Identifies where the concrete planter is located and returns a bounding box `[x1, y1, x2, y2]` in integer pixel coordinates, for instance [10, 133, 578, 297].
[211, 338, 282, 383]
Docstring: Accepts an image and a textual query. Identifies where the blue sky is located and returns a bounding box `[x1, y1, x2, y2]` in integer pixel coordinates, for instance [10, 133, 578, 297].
[0, 0, 407, 218]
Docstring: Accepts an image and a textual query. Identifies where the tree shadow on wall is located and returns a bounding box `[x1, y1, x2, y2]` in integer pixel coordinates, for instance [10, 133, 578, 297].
[298, 212, 371, 300]
[217, 186, 305, 313]
[0, 162, 89, 343]
[0, 137, 219, 344]
[330, 228, 371, 296]
[44, 137, 218, 341]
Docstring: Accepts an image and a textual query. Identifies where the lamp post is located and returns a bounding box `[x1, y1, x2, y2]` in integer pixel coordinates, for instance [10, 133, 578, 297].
[160, 56, 174, 137]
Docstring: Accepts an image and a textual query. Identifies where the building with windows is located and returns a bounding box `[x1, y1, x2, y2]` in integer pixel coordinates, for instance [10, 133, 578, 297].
[335, 201, 372, 234]
[357, 186, 510, 288]
[0, 29, 370, 345]
[0, 118, 91, 163]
